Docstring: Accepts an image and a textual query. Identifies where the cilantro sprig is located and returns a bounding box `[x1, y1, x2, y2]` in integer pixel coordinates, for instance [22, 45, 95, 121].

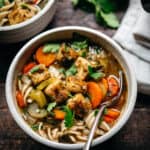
[88, 65, 105, 80]
[43, 43, 60, 53]
[71, 40, 88, 50]
[63, 106, 74, 128]
[72, 0, 119, 28]
[66, 65, 77, 76]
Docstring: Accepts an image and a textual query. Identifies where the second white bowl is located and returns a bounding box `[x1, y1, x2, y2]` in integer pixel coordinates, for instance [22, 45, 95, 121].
[0, 0, 56, 43]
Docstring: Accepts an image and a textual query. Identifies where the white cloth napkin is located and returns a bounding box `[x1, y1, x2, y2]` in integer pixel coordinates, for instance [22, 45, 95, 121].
[133, 11, 150, 48]
[113, 0, 150, 95]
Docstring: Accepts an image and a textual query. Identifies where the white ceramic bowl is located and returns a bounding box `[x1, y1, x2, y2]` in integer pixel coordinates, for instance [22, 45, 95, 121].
[6, 26, 137, 149]
[0, 0, 56, 43]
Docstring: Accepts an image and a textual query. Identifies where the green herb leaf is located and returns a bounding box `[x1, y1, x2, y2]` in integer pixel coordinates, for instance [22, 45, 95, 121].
[72, 0, 94, 12]
[90, 72, 105, 80]
[63, 106, 74, 128]
[94, 109, 99, 116]
[59, 68, 65, 74]
[0, 0, 4, 8]
[30, 66, 39, 73]
[88, 66, 105, 80]
[66, 65, 77, 76]
[89, 0, 116, 13]
[31, 124, 39, 131]
[88, 65, 93, 74]
[81, 51, 87, 57]
[71, 40, 88, 50]
[100, 11, 119, 28]
[47, 102, 57, 113]
[71, 0, 119, 28]
[43, 44, 60, 53]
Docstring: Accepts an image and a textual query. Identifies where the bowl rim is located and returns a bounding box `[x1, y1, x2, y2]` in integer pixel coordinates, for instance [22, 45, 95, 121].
[0, 0, 55, 31]
[5, 26, 137, 149]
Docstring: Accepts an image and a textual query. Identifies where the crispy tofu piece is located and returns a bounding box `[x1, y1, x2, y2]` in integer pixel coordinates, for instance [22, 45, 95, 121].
[75, 57, 90, 80]
[28, 64, 50, 85]
[45, 78, 69, 103]
[56, 43, 78, 62]
[67, 93, 92, 118]
[66, 76, 87, 93]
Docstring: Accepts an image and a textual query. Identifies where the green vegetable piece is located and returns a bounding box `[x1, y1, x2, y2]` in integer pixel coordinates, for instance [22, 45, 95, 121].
[88, 65, 105, 80]
[0, 0, 4, 8]
[100, 11, 119, 28]
[29, 90, 47, 108]
[96, 5, 119, 28]
[59, 68, 65, 74]
[30, 66, 39, 73]
[89, 0, 116, 13]
[28, 103, 47, 119]
[90, 72, 105, 80]
[63, 106, 74, 128]
[71, 0, 119, 28]
[66, 65, 77, 76]
[36, 78, 52, 90]
[31, 124, 39, 131]
[88, 65, 94, 74]
[43, 44, 60, 53]
[47, 102, 57, 113]
[71, 40, 88, 50]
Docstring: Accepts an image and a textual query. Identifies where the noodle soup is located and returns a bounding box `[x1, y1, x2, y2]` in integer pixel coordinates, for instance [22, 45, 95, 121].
[0, 0, 48, 26]
[15, 35, 127, 144]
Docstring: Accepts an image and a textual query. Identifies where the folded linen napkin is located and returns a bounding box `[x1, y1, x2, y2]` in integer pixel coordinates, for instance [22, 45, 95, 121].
[133, 10, 150, 48]
[113, 0, 150, 95]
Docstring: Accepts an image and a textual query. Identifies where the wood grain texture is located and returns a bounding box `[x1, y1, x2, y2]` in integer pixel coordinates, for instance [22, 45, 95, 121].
[0, 0, 150, 150]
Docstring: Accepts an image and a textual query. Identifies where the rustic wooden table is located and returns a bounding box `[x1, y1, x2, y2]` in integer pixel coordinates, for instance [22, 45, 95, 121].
[0, 1, 150, 150]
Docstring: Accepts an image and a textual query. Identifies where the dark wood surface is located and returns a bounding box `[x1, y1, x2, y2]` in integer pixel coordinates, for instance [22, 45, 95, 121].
[0, 0, 150, 150]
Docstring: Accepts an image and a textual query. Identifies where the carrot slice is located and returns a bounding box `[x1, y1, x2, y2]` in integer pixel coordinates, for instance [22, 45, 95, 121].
[33, 0, 38, 4]
[16, 91, 26, 108]
[53, 109, 66, 120]
[98, 78, 108, 98]
[87, 82, 103, 109]
[35, 46, 56, 67]
[103, 116, 114, 124]
[23, 62, 36, 74]
[105, 108, 120, 119]
[107, 76, 119, 97]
